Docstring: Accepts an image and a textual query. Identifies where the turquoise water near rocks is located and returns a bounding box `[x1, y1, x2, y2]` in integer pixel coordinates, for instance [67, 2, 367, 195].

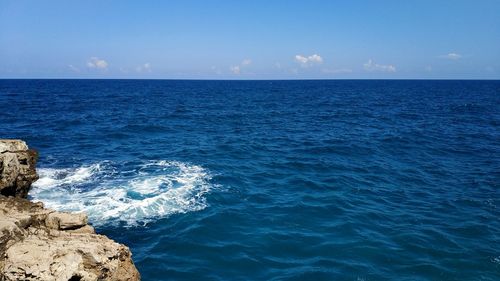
[1, 79, 499, 280]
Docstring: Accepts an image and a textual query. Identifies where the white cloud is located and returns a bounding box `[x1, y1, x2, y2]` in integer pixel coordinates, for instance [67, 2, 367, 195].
[295, 55, 308, 64]
[87, 57, 108, 69]
[241, 59, 252, 66]
[68, 64, 80, 73]
[308, 54, 323, 63]
[230, 58, 251, 75]
[363, 59, 396, 72]
[425, 65, 433, 72]
[136, 63, 152, 73]
[294, 54, 323, 67]
[440, 53, 462, 60]
[230, 65, 240, 74]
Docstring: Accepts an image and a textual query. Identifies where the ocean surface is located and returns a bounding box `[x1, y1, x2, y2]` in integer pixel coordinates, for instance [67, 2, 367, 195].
[0, 79, 499, 280]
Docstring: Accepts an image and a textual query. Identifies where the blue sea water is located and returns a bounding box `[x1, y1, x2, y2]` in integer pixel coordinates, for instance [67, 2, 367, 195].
[0, 79, 499, 280]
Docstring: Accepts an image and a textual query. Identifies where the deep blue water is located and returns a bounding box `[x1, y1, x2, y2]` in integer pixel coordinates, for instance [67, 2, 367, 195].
[1, 79, 499, 280]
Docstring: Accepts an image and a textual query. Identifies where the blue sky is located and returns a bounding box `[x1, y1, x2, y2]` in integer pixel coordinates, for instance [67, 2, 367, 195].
[1, 0, 499, 79]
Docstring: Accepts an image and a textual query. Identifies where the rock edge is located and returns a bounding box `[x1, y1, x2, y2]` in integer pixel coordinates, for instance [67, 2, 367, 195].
[0, 140, 140, 281]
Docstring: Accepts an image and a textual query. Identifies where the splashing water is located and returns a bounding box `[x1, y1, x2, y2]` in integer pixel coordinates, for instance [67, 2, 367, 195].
[30, 160, 214, 226]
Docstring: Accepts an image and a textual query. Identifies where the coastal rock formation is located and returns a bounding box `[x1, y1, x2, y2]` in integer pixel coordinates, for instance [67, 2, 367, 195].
[0, 140, 140, 281]
[0, 139, 38, 198]
[0, 196, 140, 281]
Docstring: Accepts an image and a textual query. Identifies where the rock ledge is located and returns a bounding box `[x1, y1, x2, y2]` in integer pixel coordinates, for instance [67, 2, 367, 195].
[0, 139, 38, 198]
[0, 140, 140, 281]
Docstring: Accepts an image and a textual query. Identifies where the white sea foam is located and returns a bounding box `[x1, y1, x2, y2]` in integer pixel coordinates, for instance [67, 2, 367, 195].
[30, 160, 214, 226]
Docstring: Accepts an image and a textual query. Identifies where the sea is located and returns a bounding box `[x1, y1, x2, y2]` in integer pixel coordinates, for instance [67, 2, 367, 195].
[0, 79, 499, 280]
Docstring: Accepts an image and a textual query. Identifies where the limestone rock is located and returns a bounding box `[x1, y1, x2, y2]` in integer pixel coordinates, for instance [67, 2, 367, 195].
[46, 212, 88, 230]
[0, 139, 39, 197]
[0, 196, 140, 281]
[0, 140, 140, 280]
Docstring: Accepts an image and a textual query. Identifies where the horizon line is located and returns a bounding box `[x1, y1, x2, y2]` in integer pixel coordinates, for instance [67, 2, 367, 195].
[1, 78, 499, 81]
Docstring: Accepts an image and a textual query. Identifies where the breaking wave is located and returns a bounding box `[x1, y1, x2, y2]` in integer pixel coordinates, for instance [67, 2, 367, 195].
[30, 160, 214, 226]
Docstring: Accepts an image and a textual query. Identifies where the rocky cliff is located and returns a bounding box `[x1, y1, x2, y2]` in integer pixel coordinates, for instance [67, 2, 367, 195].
[0, 140, 38, 198]
[0, 140, 140, 281]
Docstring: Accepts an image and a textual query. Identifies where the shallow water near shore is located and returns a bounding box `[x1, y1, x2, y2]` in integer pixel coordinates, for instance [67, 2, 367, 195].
[1, 79, 499, 280]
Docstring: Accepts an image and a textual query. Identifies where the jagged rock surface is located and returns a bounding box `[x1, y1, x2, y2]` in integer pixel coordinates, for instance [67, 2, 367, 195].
[0, 196, 140, 281]
[0, 140, 38, 198]
[0, 140, 140, 281]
